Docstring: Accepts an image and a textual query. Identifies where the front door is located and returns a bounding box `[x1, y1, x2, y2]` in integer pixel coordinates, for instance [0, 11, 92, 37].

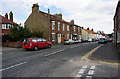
[57, 34, 61, 44]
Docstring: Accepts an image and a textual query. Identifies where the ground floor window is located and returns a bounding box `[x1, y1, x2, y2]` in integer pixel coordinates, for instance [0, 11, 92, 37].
[67, 34, 69, 39]
[52, 33, 55, 42]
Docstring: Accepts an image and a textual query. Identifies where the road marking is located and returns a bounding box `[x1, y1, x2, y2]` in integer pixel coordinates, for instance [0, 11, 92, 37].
[90, 66, 95, 70]
[88, 70, 95, 75]
[45, 49, 65, 56]
[85, 76, 92, 79]
[0, 62, 27, 72]
[99, 61, 120, 66]
[74, 74, 82, 79]
[82, 65, 88, 69]
[81, 44, 103, 60]
[78, 69, 85, 74]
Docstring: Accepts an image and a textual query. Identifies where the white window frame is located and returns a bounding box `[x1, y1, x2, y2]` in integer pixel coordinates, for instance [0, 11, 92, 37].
[52, 33, 55, 42]
[74, 26, 76, 32]
[67, 25, 69, 31]
[63, 24, 65, 31]
[78, 27, 80, 32]
[52, 21, 55, 30]
[58, 22, 60, 30]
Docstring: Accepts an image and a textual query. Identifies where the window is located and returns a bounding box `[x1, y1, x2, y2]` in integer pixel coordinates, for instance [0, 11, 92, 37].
[42, 39, 47, 42]
[52, 21, 55, 30]
[67, 25, 69, 31]
[67, 34, 69, 39]
[63, 24, 65, 31]
[37, 39, 42, 42]
[52, 33, 55, 42]
[74, 26, 76, 32]
[78, 27, 80, 32]
[32, 39, 37, 42]
[23, 39, 30, 43]
[58, 22, 60, 30]
[2, 24, 7, 29]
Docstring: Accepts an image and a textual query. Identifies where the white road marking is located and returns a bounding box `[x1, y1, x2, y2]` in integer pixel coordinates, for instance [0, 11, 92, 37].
[78, 69, 85, 74]
[82, 65, 88, 69]
[90, 66, 95, 70]
[88, 70, 95, 75]
[0, 62, 27, 72]
[75, 74, 82, 77]
[45, 49, 65, 56]
[85, 76, 92, 79]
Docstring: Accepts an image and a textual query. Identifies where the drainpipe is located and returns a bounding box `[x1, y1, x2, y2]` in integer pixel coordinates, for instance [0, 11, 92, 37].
[48, 9, 50, 41]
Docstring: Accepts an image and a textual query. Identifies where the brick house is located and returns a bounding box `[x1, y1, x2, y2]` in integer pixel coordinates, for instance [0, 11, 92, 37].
[25, 3, 82, 44]
[0, 11, 16, 36]
[113, 1, 120, 49]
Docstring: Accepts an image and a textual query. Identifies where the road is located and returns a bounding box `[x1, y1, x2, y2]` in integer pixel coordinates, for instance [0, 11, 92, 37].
[2, 42, 120, 79]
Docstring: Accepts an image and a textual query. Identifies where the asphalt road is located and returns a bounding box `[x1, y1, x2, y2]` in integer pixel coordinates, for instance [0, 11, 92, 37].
[1, 42, 120, 79]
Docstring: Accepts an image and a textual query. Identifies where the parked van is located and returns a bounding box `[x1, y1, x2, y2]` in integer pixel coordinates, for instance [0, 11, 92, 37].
[23, 38, 52, 51]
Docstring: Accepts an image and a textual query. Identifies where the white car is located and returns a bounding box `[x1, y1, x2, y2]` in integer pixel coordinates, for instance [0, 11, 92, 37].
[64, 39, 74, 45]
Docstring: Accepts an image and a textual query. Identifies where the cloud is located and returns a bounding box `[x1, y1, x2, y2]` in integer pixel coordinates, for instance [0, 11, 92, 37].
[0, 0, 118, 33]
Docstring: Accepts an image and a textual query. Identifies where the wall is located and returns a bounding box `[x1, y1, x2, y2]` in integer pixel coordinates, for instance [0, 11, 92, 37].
[2, 42, 22, 48]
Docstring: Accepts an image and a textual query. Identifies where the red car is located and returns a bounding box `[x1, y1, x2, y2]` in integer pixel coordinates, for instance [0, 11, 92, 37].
[23, 38, 52, 51]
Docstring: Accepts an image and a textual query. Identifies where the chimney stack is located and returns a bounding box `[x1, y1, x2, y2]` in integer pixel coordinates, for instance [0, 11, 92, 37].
[9, 11, 13, 22]
[32, 3, 39, 12]
[54, 13, 62, 19]
[70, 20, 74, 24]
[87, 27, 89, 30]
[5, 13, 8, 19]
[81, 27, 84, 29]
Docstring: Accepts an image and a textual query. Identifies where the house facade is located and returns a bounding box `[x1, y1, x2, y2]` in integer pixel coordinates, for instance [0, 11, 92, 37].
[0, 11, 16, 36]
[25, 3, 81, 44]
[114, 1, 120, 49]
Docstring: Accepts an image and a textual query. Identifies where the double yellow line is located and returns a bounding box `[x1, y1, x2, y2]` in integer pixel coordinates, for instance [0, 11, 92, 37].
[81, 44, 104, 60]
[81, 44, 120, 66]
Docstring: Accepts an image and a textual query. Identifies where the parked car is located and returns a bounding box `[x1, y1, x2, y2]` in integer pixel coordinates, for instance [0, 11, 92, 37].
[95, 38, 99, 41]
[81, 38, 88, 42]
[64, 39, 74, 45]
[107, 38, 113, 42]
[98, 38, 108, 44]
[73, 39, 79, 44]
[23, 38, 52, 51]
[88, 38, 92, 42]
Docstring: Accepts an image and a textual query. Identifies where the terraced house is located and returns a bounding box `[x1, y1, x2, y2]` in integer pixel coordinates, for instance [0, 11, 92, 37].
[25, 3, 82, 44]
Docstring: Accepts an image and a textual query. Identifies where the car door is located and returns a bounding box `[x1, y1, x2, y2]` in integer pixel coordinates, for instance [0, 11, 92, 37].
[42, 39, 47, 48]
[36, 38, 43, 48]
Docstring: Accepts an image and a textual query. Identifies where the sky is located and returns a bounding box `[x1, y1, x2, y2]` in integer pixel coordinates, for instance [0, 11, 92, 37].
[0, 0, 118, 34]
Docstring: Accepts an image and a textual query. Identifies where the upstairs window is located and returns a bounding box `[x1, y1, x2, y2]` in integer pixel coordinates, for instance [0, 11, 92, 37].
[52, 21, 55, 30]
[78, 27, 80, 32]
[67, 25, 69, 31]
[2, 24, 6, 29]
[74, 26, 76, 32]
[58, 22, 60, 30]
[63, 24, 65, 31]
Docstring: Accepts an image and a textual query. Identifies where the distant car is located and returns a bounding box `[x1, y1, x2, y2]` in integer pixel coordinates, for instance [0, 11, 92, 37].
[107, 38, 113, 42]
[23, 38, 52, 51]
[73, 39, 79, 44]
[88, 39, 92, 42]
[98, 38, 107, 44]
[95, 39, 99, 41]
[81, 38, 88, 42]
[64, 39, 74, 45]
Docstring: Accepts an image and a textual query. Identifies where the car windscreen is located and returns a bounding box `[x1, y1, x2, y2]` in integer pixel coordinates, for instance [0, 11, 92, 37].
[100, 38, 105, 40]
[64, 39, 69, 41]
[23, 39, 30, 43]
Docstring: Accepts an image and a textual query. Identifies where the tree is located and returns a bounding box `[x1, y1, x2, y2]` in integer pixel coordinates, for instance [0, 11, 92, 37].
[9, 25, 31, 42]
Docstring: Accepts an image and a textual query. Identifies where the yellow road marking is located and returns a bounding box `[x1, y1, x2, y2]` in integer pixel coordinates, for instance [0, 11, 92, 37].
[81, 44, 104, 60]
[99, 61, 120, 66]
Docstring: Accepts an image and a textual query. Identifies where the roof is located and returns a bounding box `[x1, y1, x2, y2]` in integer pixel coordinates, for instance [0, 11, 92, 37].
[39, 11, 81, 27]
[0, 15, 16, 25]
[84, 29, 97, 34]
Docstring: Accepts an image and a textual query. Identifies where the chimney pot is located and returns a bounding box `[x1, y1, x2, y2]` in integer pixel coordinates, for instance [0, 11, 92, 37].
[5, 13, 8, 19]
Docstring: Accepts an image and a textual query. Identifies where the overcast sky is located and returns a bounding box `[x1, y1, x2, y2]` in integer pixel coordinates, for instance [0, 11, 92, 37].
[0, 0, 118, 34]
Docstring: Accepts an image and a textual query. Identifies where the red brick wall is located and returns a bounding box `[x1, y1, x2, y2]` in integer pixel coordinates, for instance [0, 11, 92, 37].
[2, 42, 22, 48]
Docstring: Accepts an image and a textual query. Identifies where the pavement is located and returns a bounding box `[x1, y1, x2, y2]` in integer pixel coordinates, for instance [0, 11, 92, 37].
[90, 42, 120, 63]
[1, 42, 120, 79]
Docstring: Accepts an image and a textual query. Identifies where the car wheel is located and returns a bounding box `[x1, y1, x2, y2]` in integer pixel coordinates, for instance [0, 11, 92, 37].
[34, 46, 38, 51]
[48, 44, 51, 48]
